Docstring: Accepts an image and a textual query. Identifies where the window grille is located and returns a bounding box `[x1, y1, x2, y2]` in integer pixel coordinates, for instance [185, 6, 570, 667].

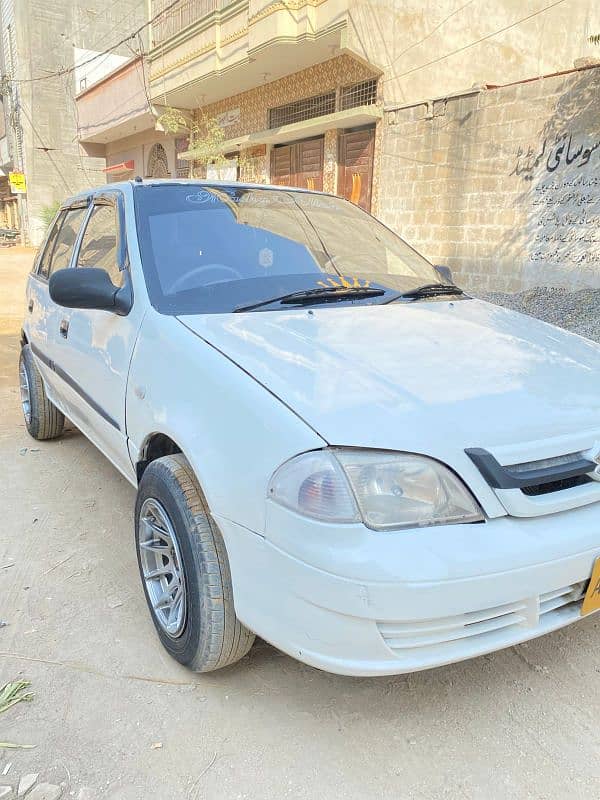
[340, 79, 378, 111]
[151, 0, 226, 45]
[268, 91, 336, 129]
[147, 143, 170, 178]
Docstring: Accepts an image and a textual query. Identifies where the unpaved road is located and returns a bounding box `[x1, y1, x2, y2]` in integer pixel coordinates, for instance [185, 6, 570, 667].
[1, 249, 600, 799]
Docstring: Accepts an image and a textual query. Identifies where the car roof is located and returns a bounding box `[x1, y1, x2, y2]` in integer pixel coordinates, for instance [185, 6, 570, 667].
[62, 179, 334, 207]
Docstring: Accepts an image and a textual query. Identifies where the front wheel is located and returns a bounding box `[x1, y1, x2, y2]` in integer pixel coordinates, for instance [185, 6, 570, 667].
[135, 454, 255, 672]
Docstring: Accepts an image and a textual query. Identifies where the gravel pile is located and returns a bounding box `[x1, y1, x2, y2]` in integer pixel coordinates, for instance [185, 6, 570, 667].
[478, 287, 600, 344]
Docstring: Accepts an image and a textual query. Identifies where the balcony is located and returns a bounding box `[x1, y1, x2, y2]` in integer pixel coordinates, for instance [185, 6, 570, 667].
[76, 56, 161, 144]
[148, 0, 351, 108]
[151, 0, 231, 45]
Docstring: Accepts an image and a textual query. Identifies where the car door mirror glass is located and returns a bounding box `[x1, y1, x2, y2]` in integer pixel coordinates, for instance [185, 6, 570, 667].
[49, 267, 131, 314]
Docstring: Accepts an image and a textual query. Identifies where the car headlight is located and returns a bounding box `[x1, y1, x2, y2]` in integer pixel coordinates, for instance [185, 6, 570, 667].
[268, 448, 484, 530]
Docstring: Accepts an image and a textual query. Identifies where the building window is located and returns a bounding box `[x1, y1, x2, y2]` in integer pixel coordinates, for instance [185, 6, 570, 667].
[267, 80, 378, 130]
[268, 91, 336, 129]
[340, 79, 378, 111]
[147, 143, 170, 178]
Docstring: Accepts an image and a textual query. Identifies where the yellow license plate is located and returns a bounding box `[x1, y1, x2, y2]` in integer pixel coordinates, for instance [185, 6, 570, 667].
[581, 557, 600, 616]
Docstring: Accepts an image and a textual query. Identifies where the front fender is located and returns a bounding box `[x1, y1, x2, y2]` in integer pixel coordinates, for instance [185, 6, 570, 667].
[126, 311, 325, 534]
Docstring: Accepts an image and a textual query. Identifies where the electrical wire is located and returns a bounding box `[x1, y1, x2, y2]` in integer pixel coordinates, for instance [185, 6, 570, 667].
[382, 0, 569, 83]
[65, 0, 145, 47]
[2, 0, 183, 86]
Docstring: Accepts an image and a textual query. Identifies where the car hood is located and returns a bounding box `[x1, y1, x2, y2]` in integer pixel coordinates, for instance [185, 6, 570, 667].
[178, 299, 600, 455]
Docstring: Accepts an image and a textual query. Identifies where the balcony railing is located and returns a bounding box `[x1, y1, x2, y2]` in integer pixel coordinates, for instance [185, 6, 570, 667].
[151, 0, 230, 45]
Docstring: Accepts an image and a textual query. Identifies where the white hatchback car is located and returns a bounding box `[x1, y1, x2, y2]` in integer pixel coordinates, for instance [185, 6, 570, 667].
[20, 180, 600, 675]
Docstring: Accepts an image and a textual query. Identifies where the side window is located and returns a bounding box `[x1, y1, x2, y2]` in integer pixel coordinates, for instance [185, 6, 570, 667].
[48, 207, 88, 276]
[77, 204, 122, 287]
[37, 211, 66, 279]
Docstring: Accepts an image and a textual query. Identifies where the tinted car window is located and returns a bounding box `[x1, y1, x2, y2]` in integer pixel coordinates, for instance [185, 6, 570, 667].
[77, 204, 122, 287]
[134, 185, 441, 315]
[48, 207, 87, 276]
[37, 211, 66, 279]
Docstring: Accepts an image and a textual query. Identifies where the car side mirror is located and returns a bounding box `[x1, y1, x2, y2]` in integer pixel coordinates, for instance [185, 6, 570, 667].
[435, 265, 453, 283]
[49, 267, 131, 315]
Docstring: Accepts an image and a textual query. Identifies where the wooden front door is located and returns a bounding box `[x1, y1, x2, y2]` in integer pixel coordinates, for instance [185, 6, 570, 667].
[338, 127, 375, 211]
[270, 137, 324, 191]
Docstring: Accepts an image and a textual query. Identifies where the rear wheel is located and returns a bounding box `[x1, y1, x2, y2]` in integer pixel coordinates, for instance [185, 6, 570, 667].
[19, 344, 64, 440]
[135, 454, 255, 672]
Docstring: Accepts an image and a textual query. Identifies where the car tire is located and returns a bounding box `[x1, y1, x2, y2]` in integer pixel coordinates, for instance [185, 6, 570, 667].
[135, 453, 255, 672]
[19, 344, 65, 440]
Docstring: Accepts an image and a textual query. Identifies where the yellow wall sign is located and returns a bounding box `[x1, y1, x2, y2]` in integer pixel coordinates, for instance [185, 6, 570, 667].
[9, 172, 27, 194]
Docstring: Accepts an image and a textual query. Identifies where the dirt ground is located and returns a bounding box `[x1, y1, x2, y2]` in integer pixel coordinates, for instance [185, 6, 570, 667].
[1, 248, 600, 800]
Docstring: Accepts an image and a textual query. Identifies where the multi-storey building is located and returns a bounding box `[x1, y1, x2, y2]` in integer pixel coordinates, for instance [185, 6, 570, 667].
[76, 0, 598, 205]
[62, 2, 600, 289]
[0, 0, 146, 243]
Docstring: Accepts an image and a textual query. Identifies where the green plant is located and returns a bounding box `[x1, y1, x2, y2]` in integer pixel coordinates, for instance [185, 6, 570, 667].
[156, 107, 247, 177]
[590, 33, 600, 45]
[39, 201, 61, 230]
[0, 680, 34, 714]
[0, 680, 35, 749]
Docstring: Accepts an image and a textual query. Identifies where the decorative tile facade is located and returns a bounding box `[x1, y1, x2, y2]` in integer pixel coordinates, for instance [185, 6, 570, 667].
[194, 54, 381, 205]
[195, 55, 377, 140]
[323, 128, 337, 194]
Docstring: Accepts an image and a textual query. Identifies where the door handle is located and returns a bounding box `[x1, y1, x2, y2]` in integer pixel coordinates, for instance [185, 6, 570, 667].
[27, 299, 33, 313]
[59, 319, 69, 339]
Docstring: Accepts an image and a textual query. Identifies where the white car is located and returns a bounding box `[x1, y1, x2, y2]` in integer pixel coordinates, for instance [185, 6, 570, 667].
[20, 180, 600, 676]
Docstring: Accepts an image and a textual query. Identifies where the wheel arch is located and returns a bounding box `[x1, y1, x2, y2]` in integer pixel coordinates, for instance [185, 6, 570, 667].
[136, 432, 184, 483]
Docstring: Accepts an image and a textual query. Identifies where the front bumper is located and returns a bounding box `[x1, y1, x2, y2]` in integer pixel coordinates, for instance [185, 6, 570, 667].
[216, 505, 600, 677]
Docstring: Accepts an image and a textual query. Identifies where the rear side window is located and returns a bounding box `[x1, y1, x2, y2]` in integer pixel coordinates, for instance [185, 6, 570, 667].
[49, 207, 87, 275]
[37, 211, 66, 279]
[37, 207, 87, 279]
[77, 204, 122, 287]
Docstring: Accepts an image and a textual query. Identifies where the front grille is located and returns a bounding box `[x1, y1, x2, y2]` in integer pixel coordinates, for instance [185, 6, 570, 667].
[508, 451, 588, 473]
[378, 580, 588, 661]
[539, 582, 587, 617]
[521, 475, 593, 496]
[378, 600, 527, 654]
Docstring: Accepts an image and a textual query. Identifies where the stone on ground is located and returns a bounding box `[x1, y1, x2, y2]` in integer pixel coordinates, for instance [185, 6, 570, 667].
[17, 775, 38, 798]
[479, 287, 600, 343]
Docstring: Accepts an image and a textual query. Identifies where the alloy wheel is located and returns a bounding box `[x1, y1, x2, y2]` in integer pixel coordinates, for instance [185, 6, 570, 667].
[19, 357, 31, 425]
[138, 497, 187, 638]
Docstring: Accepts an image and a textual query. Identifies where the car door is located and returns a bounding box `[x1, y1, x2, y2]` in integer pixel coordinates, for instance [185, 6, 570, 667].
[52, 192, 144, 482]
[26, 204, 89, 407]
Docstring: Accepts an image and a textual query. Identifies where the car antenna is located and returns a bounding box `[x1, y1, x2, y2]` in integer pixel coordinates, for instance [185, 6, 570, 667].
[134, 175, 143, 183]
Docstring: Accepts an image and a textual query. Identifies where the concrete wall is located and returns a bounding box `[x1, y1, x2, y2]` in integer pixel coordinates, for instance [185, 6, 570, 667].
[105, 129, 180, 179]
[379, 64, 600, 292]
[5, 0, 146, 244]
[77, 57, 151, 142]
[347, 0, 600, 109]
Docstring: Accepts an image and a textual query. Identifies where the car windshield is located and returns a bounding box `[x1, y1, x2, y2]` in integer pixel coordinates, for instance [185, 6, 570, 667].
[133, 183, 445, 314]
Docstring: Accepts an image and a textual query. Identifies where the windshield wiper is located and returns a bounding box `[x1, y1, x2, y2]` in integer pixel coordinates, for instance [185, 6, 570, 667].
[381, 283, 464, 304]
[233, 286, 385, 313]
